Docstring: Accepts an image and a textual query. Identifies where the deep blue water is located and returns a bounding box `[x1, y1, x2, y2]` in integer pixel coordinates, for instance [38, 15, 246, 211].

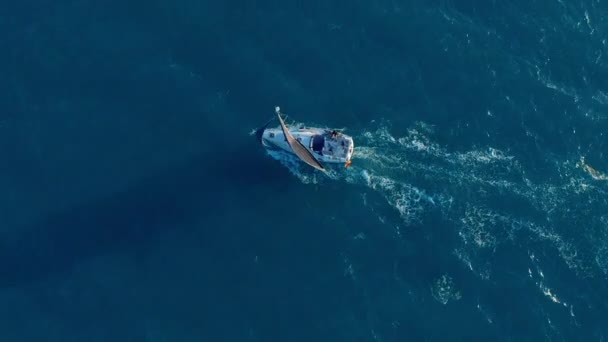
[2, 0, 608, 341]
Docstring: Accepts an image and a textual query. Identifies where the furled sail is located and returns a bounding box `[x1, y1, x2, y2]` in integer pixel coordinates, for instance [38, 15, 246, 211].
[275, 107, 325, 171]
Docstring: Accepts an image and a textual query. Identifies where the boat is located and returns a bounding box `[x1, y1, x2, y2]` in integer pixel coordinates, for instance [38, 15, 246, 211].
[255, 107, 354, 171]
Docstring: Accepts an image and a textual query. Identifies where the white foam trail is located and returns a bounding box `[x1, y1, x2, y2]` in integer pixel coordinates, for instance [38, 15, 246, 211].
[265, 119, 607, 277]
[431, 274, 462, 305]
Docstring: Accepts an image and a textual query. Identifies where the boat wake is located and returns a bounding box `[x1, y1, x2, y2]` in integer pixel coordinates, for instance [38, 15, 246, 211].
[265, 119, 608, 279]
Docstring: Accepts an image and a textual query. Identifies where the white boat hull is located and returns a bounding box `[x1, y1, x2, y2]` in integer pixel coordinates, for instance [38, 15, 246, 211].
[261, 127, 354, 164]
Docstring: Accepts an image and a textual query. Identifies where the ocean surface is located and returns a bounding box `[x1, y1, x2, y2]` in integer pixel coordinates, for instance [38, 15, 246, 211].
[2, 0, 608, 340]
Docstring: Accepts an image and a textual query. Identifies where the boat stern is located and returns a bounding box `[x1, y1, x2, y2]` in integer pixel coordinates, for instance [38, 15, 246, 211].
[344, 135, 354, 162]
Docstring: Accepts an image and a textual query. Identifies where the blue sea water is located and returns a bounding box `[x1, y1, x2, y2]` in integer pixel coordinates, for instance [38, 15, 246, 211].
[2, 0, 608, 340]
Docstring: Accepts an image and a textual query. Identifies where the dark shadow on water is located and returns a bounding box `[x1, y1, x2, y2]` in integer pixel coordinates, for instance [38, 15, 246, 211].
[0, 143, 289, 288]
